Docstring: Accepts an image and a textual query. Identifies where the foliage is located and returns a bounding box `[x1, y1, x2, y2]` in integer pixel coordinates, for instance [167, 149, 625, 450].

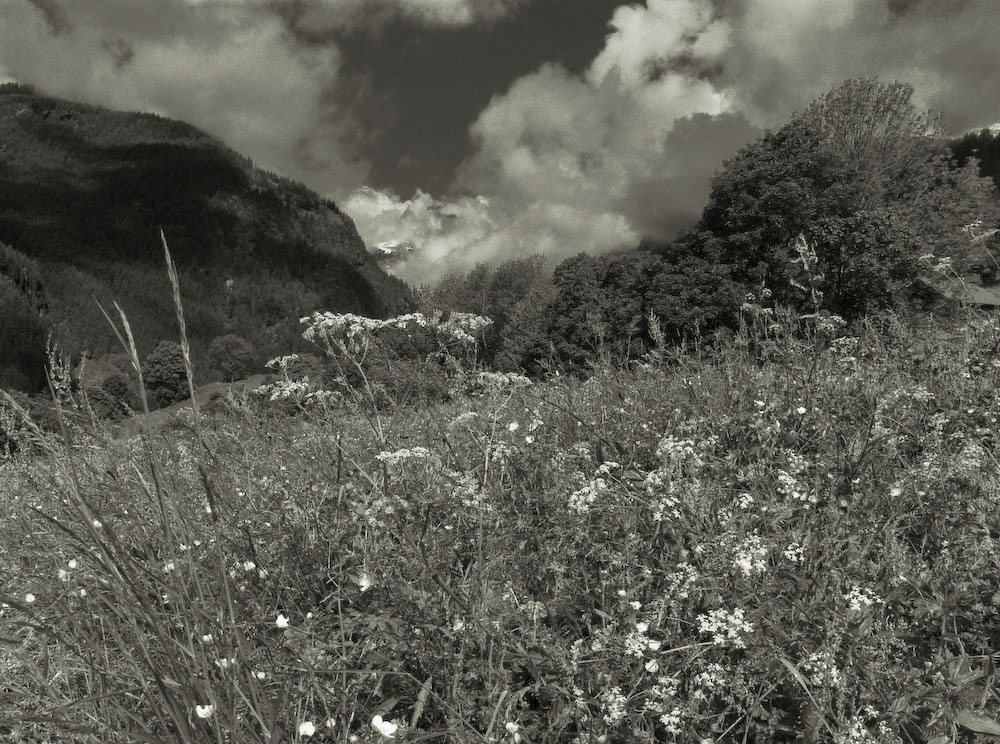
[419, 255, 550, 367]
[696, 78, 1000, 320]
[142, 340, 188, 408]
[208, 334, 257, 382]
[8, 297, 1000, 742]
[0, 90, 411, 391]
[951, 127, 1000, 194]
[0, 243, 49, 393]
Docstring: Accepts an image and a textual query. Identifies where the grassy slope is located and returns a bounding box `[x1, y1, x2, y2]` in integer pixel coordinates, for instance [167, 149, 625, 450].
[3, 306, 1000, 742]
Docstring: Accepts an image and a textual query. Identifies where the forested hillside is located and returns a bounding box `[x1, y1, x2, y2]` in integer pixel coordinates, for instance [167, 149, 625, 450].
[0, 83, 411, 393]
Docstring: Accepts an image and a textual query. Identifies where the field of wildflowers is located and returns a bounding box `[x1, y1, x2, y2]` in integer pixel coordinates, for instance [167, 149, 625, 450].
[5, 257, 1000, 742]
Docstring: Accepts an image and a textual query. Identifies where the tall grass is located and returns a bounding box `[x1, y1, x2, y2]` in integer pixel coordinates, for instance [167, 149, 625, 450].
[3, 243, 1000, 742]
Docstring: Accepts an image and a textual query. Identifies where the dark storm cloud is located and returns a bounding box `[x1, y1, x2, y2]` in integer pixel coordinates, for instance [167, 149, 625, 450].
[101, 38, 135, 69]
[25, 0, 72, 34]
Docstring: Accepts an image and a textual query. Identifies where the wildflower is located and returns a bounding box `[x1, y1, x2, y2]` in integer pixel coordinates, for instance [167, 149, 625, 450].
[275, 613, 290, 629]
[645, 658, 660, 673]
[24, 593, 35, 604]
[733, 532, 768, 577]
[58, 569, 70, 582]
[201, 634, 213, 643]
[636, 621, 649, 633]
[67, 558, 78, 569]
[92, 519, 102, 529]
[215, 657, 235, 670]
[648, 640, 662, 651]
[783, 542, 805, 562]
[844, 586, 882, 612]
[697, 607, 754, 648]
[505, 721, 522, 743]
[601, 686, 628, 726]
[163, 562, 176, 573]
[254, 670, 267, 680]
[372, 714, 399, 738]
[524, 435, 535, 444]
[796, 406, 807, 415]
[195, 704, 214, 719]
[243, 560, 257, 572]
[298, 721, 316, 737]
[78, 588, 87, 597]
[508, 421, 519, 432]
[358, 573, 373, 592]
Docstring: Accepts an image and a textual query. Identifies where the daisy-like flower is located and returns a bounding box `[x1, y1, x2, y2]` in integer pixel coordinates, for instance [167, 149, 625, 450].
[372, 715, 399, 738]
[505, 721, 522, 742]
[24, 593, 36, 604]
[195, 704, 214, 719]
[275, 613, 290, 629]
[298, 721, 316, 737]
[67, 558, 78, 569]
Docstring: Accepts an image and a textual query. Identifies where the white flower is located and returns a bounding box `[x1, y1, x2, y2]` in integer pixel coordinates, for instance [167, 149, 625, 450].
[636, 621, 649, 633]
[163, 562, 176, 573]
[648, 640, 662, 651]
[24, 593, 35, 604]
[92, 519, 103, 529]
[298, 721, 315, 737]
[358, 573, 373, 592]
[645, 658, 660, 673]
[508, 421, 519, 432]
[275, 613, 290, 629]
[243, 560, 257, 572]
[58, 569, 70, 582]
[201, 634, 213, 643]
[796, 406, 807, 415]
[505, 721, 522, 742]
[67, 558, 78, 569]
[372, 715, 399, 738]
[195, 704, 214, 719]
[78, 588, 87, 597]
[254, 670, 267, 680]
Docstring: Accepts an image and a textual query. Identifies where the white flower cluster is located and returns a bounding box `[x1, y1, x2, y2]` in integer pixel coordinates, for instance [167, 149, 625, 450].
[601, 685, 628, 726]
[802, 650, 841, 688]
[776, 451, 817, 506]
[783, 542, 805, 562]
[568, 478, 609, 514]
[844, 585, 883, 612]
[472, 371, 532, 390]
[697, 607, 754, 648]
[656, 435, 708, 473]
[665, 562, 698, 601]
[375, 447, 437, 468]
[301, 309, 493, 356]
[732, 532, 768, 578]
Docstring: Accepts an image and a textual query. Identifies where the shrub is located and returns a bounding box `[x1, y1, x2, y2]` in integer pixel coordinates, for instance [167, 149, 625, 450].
[207, 334, 256, 382]
[142, 340, 188, 407]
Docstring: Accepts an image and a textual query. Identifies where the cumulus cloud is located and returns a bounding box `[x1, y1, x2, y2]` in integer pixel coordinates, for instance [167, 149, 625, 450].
[274, 0, 529, 36]
[4, 0, 1000, 287]
[407, 0, 753, 281]
[0, 0, 372, 195]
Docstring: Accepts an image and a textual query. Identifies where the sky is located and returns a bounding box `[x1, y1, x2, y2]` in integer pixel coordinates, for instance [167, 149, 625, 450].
[2, 0, 1000, 284]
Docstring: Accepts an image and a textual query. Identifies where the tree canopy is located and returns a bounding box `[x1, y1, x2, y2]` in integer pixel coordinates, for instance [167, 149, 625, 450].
[692, 78, 999, 319]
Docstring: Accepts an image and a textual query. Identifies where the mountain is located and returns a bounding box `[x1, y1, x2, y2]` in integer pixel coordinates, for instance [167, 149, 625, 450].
[0, 84, 412, 393]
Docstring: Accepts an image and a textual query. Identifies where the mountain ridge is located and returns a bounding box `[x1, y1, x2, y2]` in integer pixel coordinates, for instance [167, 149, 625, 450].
[0, 84, 412, 393]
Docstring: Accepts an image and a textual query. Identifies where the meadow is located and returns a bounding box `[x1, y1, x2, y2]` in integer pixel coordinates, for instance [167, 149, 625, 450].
[4, 271, 1000, 744]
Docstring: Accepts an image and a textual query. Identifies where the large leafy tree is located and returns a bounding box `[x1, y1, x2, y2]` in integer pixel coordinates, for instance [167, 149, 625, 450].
[696, 78, 999, 319]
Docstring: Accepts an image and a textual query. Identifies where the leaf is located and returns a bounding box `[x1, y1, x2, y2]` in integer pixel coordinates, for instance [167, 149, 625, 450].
[954, 709, 1000, 735]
